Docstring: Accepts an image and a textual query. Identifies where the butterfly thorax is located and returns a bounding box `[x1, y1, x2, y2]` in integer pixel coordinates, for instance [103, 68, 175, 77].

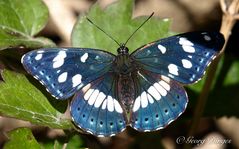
[114, 45, 134, 75]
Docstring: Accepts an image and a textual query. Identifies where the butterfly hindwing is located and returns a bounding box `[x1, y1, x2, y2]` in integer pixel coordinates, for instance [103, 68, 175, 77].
[70, 72, 127, 137]
[21, 48, 115, 99]
[130, 70, 188, 131]
[131, 32, 225, 84]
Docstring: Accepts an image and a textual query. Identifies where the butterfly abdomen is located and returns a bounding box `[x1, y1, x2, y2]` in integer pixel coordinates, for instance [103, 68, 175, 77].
[117, 75, 135, 113]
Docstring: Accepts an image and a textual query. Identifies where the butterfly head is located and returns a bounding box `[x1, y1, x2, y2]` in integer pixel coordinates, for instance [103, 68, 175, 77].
[117, 44, 129, 55]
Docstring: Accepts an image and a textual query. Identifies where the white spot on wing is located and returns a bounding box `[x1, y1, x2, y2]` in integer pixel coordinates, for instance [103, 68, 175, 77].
[147, 93, 154, 104]
[161, 75, 170, 82]
[157, 44, 166, 54]
[81, 53, 88, 63]
[107, 96, 114, 112]
[158, 80, 170, 91]
[204, 35, 211, 41]
[53, 51, 67, 68]
[84, 89, 94, 100]
[37, 50, 44, 53]
[179, 37, 194, 46]
[182, 59, 192, 68]
[154, 82, 167, 96]
[179, 37, 196, 53]
[72, 74, 82, 87]
[168, 74, 175, 78]
[101, 100, 107, 110]
[168, 64, 179, 75]
[82, 83, 91, 93]
[182, 45, 195, 53]
[58, 72, 67, 83]
[94, 92, 106, 108]
[35, 54, 42, 60]
[147, 86, 161, 100]
[114, 99, 123, 113]
[88, 89, 99, 105]
[133, 97, 141, 112]
[95, 55, 100, 60]
[140, 91, 148, 108]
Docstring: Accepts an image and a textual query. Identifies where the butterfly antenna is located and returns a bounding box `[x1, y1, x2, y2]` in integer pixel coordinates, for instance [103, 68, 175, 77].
[86, 17, 121, 47]
[124, 12, 154, 46]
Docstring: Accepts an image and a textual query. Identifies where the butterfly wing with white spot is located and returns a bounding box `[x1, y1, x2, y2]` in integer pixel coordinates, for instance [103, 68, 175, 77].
[22, 48, 115, 99]
[131, 32, 224, 84]
[130, 70, 188, 131]
[70, 72, 127, 137]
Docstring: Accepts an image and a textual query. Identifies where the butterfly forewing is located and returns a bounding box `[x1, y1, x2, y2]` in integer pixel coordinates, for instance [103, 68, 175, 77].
[70, 72, 127, 137]
[21, 48, 115, 99]
[130, 70, 188, 131]
[131, 32, 225, 84]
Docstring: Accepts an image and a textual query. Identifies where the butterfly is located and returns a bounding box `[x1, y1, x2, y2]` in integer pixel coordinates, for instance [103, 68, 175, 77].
[21, 26, 224, 136]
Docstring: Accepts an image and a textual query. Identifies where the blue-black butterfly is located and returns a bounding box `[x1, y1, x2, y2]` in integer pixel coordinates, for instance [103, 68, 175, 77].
[21, 14, 225, 137]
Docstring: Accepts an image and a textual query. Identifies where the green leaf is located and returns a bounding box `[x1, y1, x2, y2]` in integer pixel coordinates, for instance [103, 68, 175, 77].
[66, 135, 85, 149]
[0, 69, 72, 129]
[38, 139, 64, 149]
[0, 0, 55, 50]
[40, 135, 85, 149]
[205, 55, 239, 117]
[4, 127, 41, 149]
[72, 0, 172, 54]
